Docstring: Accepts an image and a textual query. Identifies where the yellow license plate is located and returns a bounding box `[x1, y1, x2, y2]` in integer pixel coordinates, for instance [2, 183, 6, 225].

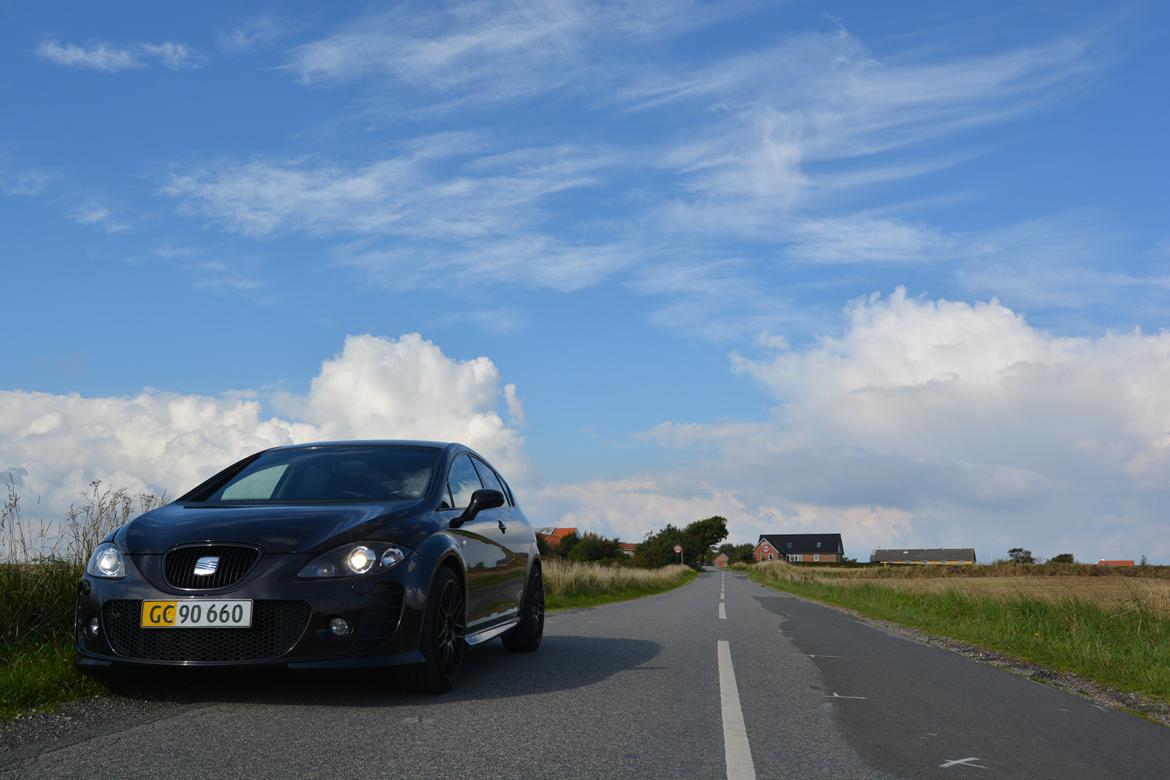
[140, 600, 252, 628]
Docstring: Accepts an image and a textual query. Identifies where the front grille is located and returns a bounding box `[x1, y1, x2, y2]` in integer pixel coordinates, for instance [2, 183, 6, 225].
[103, 600, 310, 662]
[164, 545, 259, 590]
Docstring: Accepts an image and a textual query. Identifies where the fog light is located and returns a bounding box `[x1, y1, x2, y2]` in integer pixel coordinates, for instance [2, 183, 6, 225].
[88, 617, 100, 638]
[329, 617, 351, 637]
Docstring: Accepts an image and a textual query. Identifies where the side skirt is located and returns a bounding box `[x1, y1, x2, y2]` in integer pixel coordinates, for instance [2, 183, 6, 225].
[464, 619, 520, 646]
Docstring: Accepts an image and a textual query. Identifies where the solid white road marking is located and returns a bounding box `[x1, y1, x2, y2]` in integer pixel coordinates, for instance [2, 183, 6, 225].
[807, 654, 841, 658]
[939, 757, 988, 769]
[719, 602, 727, 620]
[717, 641, 757, 780]
[824, 693, 867, 700]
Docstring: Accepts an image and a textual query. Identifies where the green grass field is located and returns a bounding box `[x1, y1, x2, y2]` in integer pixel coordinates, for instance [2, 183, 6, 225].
[748, 561, 1170, 704]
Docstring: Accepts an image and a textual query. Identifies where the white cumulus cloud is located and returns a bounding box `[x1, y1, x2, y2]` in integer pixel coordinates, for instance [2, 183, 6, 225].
[633, 288, 1170, 561]
[1, 334, 525, 519]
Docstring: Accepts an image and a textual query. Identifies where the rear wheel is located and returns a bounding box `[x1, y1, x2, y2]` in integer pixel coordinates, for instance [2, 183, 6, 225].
[502, 565, 544, 652]
[399, 566, 466, 693]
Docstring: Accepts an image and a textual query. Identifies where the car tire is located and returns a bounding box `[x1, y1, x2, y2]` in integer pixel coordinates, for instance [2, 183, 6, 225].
[399, 566, 466, 693]
[502, 564, 543, 652]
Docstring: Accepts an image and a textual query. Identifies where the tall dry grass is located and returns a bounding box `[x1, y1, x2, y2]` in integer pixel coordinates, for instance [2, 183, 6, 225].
[543, 559, 694, 608]
[1, 478, 165, 717]
[822, 560, 1170, 580]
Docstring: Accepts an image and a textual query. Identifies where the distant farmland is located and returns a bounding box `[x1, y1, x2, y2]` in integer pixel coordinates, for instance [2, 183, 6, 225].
[794, 563, 1170, 616]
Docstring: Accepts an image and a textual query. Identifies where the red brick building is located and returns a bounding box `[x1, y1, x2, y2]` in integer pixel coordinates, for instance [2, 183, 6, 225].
[753, 534, 844, 563]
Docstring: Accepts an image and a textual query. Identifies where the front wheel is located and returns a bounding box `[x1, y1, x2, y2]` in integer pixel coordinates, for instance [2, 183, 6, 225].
[502, 565, 544, 652]
[399, 566, 466, 693]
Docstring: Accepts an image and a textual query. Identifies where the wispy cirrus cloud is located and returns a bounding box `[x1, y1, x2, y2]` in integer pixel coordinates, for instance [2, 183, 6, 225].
[164, 137, 616, 239]
[284, 0, 756, 100]
[218, 16, 295, 54]
[35, 39, 202, 72]
[163, 137, 640, 291]
[644, 28, 1104, 240]
[68, 200, 130, 233]
[0, 159, 52, 197]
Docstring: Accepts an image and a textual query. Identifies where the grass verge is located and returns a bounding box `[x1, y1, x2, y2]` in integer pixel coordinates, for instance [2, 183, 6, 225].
[545, 560, 697, 610]
[748, 562, 1170, 704]
[0, 644, 103, 721]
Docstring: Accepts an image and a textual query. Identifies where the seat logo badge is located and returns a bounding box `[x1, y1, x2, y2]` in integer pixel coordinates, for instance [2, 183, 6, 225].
[194, 556, 220, 576]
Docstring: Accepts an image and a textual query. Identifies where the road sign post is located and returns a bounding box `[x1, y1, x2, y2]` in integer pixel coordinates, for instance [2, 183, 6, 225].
[673, 543, 683, 565]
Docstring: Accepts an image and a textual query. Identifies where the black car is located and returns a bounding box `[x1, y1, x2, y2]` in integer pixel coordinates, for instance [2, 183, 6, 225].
[74, 440, 544, 692]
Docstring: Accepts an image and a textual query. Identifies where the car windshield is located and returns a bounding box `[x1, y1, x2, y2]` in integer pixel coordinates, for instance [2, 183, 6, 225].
[194, 446, 439, 503]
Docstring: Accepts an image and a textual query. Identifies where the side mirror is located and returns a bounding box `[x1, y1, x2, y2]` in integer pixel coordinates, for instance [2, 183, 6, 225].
[450, 489, 505, 528]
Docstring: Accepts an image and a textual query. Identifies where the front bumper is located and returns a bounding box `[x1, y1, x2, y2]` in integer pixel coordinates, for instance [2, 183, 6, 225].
[74, 552, 428, 669]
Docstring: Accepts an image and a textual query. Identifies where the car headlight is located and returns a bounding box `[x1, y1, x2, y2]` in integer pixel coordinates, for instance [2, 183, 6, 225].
[86, 543, 126, 579]
[298, 543, 411, 578]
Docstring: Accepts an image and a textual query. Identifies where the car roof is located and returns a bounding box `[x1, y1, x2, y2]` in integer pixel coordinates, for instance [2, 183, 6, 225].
[267, 439, 456, 451]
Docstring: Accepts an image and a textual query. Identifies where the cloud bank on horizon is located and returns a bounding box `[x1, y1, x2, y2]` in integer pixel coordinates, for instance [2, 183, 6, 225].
[3, 1, 1169, 562]
[6, 292, 1170, 561]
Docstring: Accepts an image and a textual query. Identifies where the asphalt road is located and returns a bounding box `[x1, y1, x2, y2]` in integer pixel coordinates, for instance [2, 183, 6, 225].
[3, 570, 1169, 778]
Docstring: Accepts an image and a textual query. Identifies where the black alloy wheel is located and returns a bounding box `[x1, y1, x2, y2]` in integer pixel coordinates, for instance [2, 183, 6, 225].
[435, 576, 466, 679]
[400, 566, 466, 693]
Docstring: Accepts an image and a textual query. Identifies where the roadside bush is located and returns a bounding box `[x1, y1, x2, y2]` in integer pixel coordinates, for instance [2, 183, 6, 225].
[566, 532, 623, 563]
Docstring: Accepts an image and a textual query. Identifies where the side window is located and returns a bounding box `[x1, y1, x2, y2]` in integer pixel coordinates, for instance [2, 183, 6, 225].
[219, 464, 288, 500]
[447, 454, 483, 509]
[472, 459, 508, 504]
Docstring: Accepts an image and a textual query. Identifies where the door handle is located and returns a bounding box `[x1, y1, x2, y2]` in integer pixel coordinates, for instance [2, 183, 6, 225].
[497, 519, 507, 534]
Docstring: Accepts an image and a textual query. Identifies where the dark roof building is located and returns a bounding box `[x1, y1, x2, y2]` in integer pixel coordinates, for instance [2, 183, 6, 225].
[870, 548, 976, 565]
[754, 534, 844, 563]
[759, 534, 844, 555]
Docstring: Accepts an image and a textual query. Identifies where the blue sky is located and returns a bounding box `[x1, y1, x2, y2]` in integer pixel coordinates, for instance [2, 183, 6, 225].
[3, 1, 1170, 561]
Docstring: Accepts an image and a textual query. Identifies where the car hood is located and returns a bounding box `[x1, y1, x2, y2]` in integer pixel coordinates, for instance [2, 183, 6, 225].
[119, 500, 426, 554]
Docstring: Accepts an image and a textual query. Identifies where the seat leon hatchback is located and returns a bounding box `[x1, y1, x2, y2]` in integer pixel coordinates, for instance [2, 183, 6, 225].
[74, 440, 544, 692]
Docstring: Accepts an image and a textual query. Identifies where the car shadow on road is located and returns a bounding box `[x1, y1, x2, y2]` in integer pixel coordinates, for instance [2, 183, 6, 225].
[102, 634, 661, 709]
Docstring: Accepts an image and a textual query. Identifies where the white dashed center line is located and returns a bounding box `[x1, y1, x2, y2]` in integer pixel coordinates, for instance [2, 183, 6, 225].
[717, 641, 757, 780]
[719, 602, 727, 620]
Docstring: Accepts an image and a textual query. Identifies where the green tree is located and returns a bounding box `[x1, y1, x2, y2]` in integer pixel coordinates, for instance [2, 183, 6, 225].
[1049, 553, 1075, 564]
[1008, 547, 1035, 564]
[634, 516, 729, 568]
[567, 532, 622, 563]
[555, 531, 581, 559]
[633, 524, 685, 568]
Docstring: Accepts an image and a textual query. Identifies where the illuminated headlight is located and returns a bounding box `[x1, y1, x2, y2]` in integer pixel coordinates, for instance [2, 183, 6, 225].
[298, 543, 412, 578]
[86, 543, 125, 579]
[346, 546, 376, 575]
